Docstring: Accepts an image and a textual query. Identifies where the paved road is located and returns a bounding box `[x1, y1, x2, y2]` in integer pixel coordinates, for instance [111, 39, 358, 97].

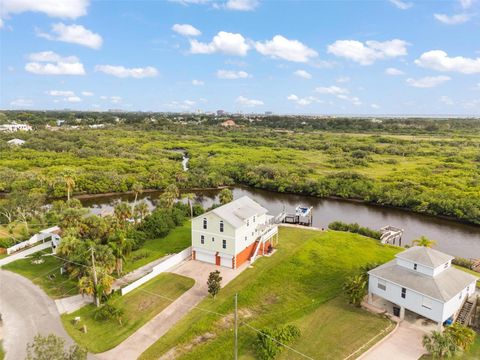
[0, 242, 52, 267]
[359, 321, 426, 360]
[97, 260, 248, 360]
[0, 270, 96, 360]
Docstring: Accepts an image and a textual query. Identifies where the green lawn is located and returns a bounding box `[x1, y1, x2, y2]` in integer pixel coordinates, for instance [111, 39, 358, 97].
[3, 250, 78, 299]
[0, 341, 4, 360]
[62, 272, 195, 353]
[140, 227, 400, 360]
[123, 222, 191, 273]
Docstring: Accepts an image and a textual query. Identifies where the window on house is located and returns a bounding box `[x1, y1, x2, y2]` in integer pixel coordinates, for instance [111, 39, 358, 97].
[401, 287, 406, 299]
[220, 221, 224, 233]
[422, 296, 432, 309]
[444, 262, 449, 269]
[222, 240, 226, 249]
[414, 263, 417, 270]
[203, 218, 207, 229]
[459, 292, 462, 300]
[467, 286, 470, 292]
[253, 216, 256, 223]
[201, 235, 204, 244]
[212, 237, 214, 242]
[245, 236, 247, 241]
[247, 219, 249, 226]
[377, 279, 386, 291]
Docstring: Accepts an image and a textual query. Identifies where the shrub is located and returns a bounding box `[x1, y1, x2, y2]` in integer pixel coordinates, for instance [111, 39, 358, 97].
[255, 324, 301, 360]
[452, 257, 473, 270]
[93, 303, 124, 325]
[328, 221, 381, 240]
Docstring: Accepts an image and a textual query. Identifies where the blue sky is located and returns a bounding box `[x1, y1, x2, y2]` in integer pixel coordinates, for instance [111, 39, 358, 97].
[1, 0, 479, 115]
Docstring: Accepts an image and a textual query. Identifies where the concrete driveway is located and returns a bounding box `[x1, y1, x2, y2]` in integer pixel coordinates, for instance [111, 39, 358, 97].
[97, 260, 248, 360]
[358, 321, 426, 360]
[0, 270, 96, 360]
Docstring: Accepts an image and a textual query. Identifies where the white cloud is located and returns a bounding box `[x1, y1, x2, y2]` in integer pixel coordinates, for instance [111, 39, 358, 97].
[385, 67, 405, 75]
[172, 23, 201, 37]
[235, 95, 263, 107]
[294, 69, 312, 79]
[66, 96, 82, 103]
[47, 90, 75, 96]
[1, 0, 89, 20]
[225, 0, 259, 11]
[315, 86, 349, 95]
[327, 39, 408, 65]
[336, 76, 350, 83]
[25, 51, 85, 75]
[337, 94, 362, 105]
[255, 35, 318, 63]
[100, 95, 122, 103]
[440, 96, 454, 105]
[0, 18, 3, 28]
[434, 13, 470, 25]
[95, 65, 159, 78]
[406, 75, 451, 88]
[81, 91, 94, 96]
[459, 0, 475, 9]
[389, 0, 413, 10]
[415, 50, 480, 74]
[36, 23, 102, 49]
[216, 70, 250, 79]
[287, 94, 319, 106]
[10, 98, 33, 107]
[190, 31, 249, 56]
[371, 104, 380, 109]
[164, 99, 197, 109]
[192, 79, 204, 85]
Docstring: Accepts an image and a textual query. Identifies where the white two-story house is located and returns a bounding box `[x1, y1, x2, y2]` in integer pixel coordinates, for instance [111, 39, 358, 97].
[368, 246, 477, 329]
[191, 196, 278, 269]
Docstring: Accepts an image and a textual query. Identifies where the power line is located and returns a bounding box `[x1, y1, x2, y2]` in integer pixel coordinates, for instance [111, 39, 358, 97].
[46, 252, 316, 359]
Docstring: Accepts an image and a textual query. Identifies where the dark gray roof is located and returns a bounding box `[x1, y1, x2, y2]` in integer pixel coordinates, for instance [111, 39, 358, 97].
[209, 196, 267, 228]
[369, 260, 477, 302]
[396, 246, 454, 268]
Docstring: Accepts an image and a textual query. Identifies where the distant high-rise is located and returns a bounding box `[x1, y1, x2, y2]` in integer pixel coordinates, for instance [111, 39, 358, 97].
[265, 111, 273, 115]
[217, 110, 225, 116]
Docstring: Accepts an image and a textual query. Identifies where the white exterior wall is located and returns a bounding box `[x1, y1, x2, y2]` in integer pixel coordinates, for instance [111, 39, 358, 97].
[433, 261, 451, 276]
[234, 213, 267, 255]
[442, 280, 477, 321]
[369, 275, 445, 323]
[396, 258, 434, 276]
[192, 212, 236, 256]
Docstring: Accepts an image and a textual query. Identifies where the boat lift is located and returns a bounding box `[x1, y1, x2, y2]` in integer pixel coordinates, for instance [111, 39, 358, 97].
[280, 205, 313, 226]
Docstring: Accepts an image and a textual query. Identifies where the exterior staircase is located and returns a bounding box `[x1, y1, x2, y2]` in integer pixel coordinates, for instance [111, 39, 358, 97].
[455, 297, 476, 326]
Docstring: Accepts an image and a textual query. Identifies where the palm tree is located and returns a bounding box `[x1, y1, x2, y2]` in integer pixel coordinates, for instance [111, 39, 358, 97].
[108, 231, 132, 276]
[64, 174, 75, 201]
[78, 268, 114, 307]
[219, 188, 233, 205]
[114, 202, 132, 228]
[343, 274, 367, 307]
[134, 201, 150, 222]
[445, 323, 476, 351]
[182, 193, 196, 219]
[160, 184, 179, 208]
[412, 236, 437, 248]
[131, 183, 143, 216]
[423, 331, 460, 358]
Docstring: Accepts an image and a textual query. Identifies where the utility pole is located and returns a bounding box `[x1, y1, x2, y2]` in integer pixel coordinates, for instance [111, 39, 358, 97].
[234, 293, 238, 360]
[90, 247, 99, 307]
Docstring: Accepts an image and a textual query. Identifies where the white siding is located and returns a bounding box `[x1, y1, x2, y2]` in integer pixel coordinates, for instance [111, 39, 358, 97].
[192, 212, 236, 256]
[442, 280, 477, 322]
[369, 275, 444, 322]
[397, 258, 434, 276]
[234, 213, 267, 255]
[195, 250, 216, 264]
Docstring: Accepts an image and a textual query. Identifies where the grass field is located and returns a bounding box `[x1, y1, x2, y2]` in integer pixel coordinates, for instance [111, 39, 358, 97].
[3, 250, 77, 298]
[140, 227, 400, 360]
[0, 341, 4, 360]
[124, 222, 191, 273]
[62, 273, 194, 353]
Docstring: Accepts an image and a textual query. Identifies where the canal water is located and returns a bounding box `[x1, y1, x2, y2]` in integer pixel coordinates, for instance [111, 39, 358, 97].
[78, 186, 480, 259]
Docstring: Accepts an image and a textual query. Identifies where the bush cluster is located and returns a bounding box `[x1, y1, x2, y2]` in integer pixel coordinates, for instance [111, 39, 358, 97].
[328, 221, 381, 240]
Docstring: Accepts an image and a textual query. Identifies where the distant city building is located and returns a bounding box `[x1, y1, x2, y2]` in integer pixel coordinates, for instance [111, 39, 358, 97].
[0, 123, 32, 132]
[217, 110, 225, 116]
[221, 119, 237, 127]
[265, 111, 273, 115]
[89, 124, 105, 129]
[7, 138, 26, 146]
